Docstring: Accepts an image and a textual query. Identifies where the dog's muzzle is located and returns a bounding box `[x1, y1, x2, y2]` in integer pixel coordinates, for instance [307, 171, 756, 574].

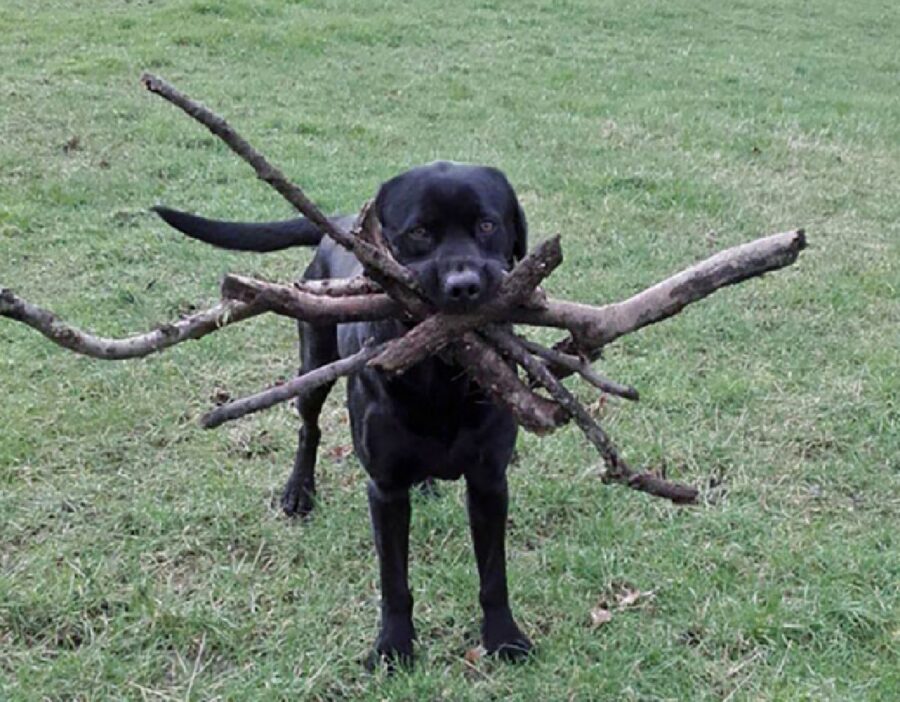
[431, 258, 505, 312]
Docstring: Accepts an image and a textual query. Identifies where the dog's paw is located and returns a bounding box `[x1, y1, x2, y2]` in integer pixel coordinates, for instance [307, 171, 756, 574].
[280, 485, 315, 519]
[487, 635, 533, 662]
[482, 610, 534, 663]
[365, 617, 416, 672]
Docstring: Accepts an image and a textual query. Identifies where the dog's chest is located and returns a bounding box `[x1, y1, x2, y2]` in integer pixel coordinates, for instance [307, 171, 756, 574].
[346, 360, 515, 482]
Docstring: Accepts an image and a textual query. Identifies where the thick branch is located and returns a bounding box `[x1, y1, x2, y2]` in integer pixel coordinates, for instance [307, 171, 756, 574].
[369, 236, 562, 373]
[1, 288, 260, 360]
[511, 229, 806, 353]
[453, 333, 569, 434]
[484, 327, 698, 504]
[201, 343, 384, 428]
[221, 274, 401, 323]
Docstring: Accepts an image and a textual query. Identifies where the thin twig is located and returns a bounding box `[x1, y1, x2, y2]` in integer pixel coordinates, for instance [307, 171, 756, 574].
[200, 342, 386, 428]
[515, 335, 639, 400]
[484, 327, 699, 504]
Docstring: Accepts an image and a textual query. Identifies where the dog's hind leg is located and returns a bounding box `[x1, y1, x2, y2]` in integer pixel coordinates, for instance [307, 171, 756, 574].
[281, 322, 338, 518]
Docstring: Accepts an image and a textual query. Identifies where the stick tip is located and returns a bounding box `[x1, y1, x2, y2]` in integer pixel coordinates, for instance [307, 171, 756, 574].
[139, 72, 158, 90]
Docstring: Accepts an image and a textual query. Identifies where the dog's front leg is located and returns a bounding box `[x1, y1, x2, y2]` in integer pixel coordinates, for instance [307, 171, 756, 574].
[367, 480, 415, 667]
[466, 474, 533, 661]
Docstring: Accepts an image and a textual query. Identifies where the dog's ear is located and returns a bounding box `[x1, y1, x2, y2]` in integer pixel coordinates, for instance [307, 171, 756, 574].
[512, 199, 528, 261]
[373, 171, 408, 228]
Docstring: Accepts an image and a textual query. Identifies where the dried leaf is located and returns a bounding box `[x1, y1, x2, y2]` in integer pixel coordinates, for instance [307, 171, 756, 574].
[328, 445, 352, 461]
[590, 606, 613, 627]
[63, 135, 81, 153]
[617, 588, 654, 609]
[588, 394, 608, 418]
[211, 388, 232, 405]
[464, 645, 486, 664]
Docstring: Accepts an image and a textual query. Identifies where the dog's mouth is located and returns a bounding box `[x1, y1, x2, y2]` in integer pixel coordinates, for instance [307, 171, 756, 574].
[436, 296, 488, 314]
[407, 258, 506, 314]
[437, 262, 505, 314]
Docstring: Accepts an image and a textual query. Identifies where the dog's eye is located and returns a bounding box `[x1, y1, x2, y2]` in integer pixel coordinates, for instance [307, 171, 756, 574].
[408, 226, 430, 241]
[478, 220, 496, 234]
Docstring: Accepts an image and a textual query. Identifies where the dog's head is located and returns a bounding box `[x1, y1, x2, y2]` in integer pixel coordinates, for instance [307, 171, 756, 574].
[375, 161, 528, 313]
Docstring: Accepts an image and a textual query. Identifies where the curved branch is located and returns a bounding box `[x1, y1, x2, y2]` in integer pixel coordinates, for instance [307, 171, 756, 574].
[1, 288, 261, 360]
[512, 229, 806, 352]
[221, 274, 402, 323]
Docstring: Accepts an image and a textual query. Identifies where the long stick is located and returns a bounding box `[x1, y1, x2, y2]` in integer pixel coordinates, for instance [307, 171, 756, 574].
[515, 229, 806, 354]
[140, 73, 427, 307]
[1, 288, 260, 360]
[200, 343, 385, 428]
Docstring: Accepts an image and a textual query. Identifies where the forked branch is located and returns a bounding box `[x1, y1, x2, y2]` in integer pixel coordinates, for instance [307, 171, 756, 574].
[485, 327, 699, 503]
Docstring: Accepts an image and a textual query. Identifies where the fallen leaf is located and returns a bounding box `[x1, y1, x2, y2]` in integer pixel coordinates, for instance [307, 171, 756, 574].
[590, 606, 612, 627]
[63, 135, 81, 153]
[464, 645, 486, 664]
[617, 589, 654, 609]
[211, 388, 232, 405]
[588, 394, 608, 418]
[328, 445, 352, 461]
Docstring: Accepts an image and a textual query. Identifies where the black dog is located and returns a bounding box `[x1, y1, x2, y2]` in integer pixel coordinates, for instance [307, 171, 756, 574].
[154, 161, 533, 664]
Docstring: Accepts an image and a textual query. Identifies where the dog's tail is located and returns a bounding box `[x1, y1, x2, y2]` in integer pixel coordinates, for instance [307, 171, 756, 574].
[152, 206, 325, 252]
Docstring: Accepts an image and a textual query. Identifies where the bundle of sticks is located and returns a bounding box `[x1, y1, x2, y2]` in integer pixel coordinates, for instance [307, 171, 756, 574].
[0, 74, 808, 505]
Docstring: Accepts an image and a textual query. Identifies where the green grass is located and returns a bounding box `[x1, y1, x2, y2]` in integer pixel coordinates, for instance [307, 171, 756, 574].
[1, 0, 898, 699]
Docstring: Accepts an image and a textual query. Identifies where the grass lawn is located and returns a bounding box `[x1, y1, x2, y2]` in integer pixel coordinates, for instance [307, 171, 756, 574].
[1, 0, 898, 699]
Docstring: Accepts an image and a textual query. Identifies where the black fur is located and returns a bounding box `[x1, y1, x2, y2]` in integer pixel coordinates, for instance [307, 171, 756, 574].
[154, 161, 532, 665]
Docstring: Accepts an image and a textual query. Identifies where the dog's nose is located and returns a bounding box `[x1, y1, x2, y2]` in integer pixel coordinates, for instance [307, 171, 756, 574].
[443, 269, 483, 303]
